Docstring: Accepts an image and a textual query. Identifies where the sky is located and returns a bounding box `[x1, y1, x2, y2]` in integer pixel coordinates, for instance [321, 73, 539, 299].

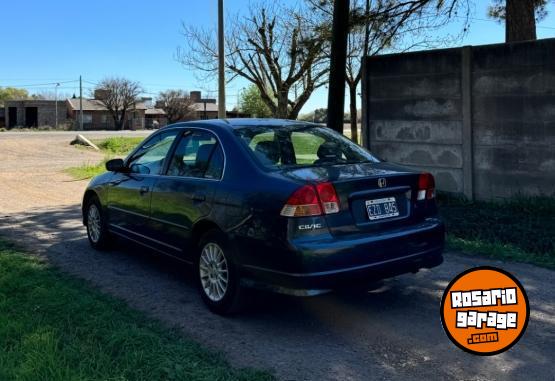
[1, 0, 554, 114]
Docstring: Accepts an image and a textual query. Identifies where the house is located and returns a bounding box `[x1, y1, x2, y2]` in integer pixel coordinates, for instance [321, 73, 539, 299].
[2, 89, 239, 130]
[154, 91, 220, 121]
[145, 108, 167, 129]
[0, 108, 5, 128]
[3, 99, 68, 128]
[66, 90, 150, 130]
[190, 91, 219, 120]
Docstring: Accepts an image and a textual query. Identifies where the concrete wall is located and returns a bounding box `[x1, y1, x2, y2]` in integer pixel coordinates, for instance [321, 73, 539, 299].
[362, 38, 555, 200]
[4, 100, 68, 128]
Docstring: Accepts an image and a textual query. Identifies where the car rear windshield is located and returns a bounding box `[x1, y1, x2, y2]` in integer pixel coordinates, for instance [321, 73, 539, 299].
[234, 125, 380, 170]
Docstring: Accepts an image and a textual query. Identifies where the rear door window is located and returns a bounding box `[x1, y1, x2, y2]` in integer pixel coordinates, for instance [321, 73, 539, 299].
[235, 125, 379, 170]
[166, 130, 224, 180]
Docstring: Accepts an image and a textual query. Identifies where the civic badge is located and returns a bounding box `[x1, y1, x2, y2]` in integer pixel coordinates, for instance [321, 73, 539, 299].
[378, 178, 387, 188]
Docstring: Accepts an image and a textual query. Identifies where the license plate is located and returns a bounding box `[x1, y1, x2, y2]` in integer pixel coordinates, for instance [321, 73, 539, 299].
[365, 197, 400, 221]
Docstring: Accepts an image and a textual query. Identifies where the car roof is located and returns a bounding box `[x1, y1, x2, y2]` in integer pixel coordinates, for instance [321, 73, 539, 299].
[224, 118, 316, 129]
[165, 118, 320, 132]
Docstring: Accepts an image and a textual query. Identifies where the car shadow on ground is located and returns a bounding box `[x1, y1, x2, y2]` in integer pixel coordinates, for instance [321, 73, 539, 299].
[1, 204, 554, 381]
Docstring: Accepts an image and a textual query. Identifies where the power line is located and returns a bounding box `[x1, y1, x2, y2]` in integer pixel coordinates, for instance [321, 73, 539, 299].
[0, 80, 78, 88]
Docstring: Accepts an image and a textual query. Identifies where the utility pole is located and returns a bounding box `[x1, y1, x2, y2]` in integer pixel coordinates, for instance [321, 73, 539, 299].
[218, 0, 226, 119]
[55, 83, 60, 129]
[79, 75, 84, 131]
[327, 0, 350, 133]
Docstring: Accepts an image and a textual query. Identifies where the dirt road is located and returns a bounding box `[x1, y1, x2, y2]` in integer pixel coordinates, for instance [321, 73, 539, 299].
[0, 131, 553, 381]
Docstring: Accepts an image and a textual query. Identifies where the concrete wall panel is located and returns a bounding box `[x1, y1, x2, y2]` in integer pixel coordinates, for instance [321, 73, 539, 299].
[363, 38, 555, 200]
[369, 74, 461, 99]
[473, 95, 555, 123]
[370, 98, 462, 121]
[367, 48, 461, 76]
[473, 70, 555, 95]
[370, 120, 462, 145]
[371, 142, 463, 169]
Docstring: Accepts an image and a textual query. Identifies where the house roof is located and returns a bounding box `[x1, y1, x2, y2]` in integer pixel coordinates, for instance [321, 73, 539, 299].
[192, 102, 218, 112]
[145, 108, 166, 115]
[67, 98, 148, 111]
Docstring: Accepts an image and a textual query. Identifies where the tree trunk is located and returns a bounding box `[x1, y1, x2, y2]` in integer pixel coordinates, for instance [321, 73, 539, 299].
[276, 91, 289, 119]
[327, 0, 350, 133]
[349, 85, 358, 143]
[506, 0, 537, 42]
[289, 108, 301, 121]
[112, 114, 122, 131]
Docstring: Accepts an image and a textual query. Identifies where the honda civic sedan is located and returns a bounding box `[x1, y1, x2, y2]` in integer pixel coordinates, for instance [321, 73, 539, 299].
[82, 119, 444, 314]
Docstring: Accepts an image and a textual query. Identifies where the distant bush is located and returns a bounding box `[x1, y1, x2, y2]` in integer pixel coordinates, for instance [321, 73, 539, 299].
[4, 122, 73, 132]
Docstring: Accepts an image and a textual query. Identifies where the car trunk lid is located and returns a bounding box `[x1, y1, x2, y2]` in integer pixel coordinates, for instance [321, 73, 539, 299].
[280, 162, 424, 236]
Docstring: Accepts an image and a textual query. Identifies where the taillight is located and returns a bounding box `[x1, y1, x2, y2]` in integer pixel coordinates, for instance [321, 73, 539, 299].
[417, 173, 435, 201]
[280, 182, 340, 217]
[280, 185, 322, 217]
[316, 182, 340, 214]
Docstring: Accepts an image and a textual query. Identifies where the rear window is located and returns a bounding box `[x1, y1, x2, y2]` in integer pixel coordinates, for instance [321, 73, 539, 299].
[234, 125, 379, 170]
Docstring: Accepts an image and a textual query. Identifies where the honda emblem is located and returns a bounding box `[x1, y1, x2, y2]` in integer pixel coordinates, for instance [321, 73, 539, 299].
[378, 178, 387, 188]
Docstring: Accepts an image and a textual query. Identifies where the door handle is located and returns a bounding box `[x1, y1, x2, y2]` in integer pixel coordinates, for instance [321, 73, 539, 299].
[139, 186, 150, 195]
[192, 193, 206, 202]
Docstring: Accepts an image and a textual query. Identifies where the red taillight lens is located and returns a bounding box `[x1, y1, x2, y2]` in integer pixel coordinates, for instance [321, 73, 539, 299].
[280, 185, 322, 217]
[316, 182, 340, 214]
[417, 173, 436, 200]
[280, 182, 340, 217]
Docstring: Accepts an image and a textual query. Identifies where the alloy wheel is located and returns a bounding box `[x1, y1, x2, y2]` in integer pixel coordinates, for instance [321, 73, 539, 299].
[87, 204, 101, 244]
[199, 243, 229, 302]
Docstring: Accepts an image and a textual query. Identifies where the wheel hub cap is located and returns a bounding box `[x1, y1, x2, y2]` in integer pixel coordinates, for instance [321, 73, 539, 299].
[199, 243, 229, 302]
[87, 204, 101, 243]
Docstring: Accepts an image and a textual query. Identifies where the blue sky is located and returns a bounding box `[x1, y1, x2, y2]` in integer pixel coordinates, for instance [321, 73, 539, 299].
[1, 0, 554, 113]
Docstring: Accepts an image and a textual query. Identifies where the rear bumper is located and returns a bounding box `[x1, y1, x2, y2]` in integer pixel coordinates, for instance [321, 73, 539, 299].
[240, 218, 444, 294]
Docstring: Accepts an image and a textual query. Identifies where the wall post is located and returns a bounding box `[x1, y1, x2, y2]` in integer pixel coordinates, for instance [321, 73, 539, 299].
[461, 46, 474, 201]
[361, 56, 370, 149]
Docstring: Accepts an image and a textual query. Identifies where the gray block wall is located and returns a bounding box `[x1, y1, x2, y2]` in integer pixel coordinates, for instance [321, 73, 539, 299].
[4, 100, 67, 128]
[362, 38, 555, 200]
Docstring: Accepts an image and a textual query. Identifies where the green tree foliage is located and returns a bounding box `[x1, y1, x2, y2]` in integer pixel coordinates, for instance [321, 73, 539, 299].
[238, 85, 272, 118]
[0, 87, 29, 104]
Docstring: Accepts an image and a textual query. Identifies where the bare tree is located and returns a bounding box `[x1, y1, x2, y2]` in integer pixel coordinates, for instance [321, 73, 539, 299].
[95, 78, 142, 130]
[31, 91, 72, 100]
[310, 0, 470, 141]
[177, 2, 329, 119]
[158, 90, 196, 123]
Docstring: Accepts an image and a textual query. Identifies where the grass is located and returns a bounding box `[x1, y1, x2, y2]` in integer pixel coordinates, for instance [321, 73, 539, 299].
[66, 137, 144, 180]
[65, 161, 109, 180]
[0, 238, 273, 381]
[94, 137, 145, 155]
[438, 194, 555, 269]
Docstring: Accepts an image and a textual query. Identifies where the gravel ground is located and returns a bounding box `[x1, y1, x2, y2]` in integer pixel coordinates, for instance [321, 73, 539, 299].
[0, 131, 554, 381]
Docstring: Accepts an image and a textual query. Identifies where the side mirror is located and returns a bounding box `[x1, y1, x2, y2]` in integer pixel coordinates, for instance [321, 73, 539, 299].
[106, 158, 126, 173]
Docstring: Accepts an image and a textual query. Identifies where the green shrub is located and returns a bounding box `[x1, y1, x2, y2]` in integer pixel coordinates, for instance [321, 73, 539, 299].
[438, 193, 555, 268]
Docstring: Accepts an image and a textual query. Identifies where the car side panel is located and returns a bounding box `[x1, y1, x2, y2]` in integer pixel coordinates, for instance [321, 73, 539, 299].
[149, 177, 217, 257]
[106, 173, 156, 237]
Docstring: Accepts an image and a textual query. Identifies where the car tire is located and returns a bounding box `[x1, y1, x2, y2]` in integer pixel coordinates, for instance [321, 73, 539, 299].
[196, 229, 244, 315]
[85, 197, 112, 250]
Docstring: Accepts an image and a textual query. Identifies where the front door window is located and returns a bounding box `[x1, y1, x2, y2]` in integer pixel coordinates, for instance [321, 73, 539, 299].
[127, 131, 178, 175]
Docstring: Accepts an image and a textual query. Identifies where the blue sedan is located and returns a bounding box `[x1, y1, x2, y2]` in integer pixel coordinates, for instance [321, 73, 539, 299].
[82, 119, 444, 314]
